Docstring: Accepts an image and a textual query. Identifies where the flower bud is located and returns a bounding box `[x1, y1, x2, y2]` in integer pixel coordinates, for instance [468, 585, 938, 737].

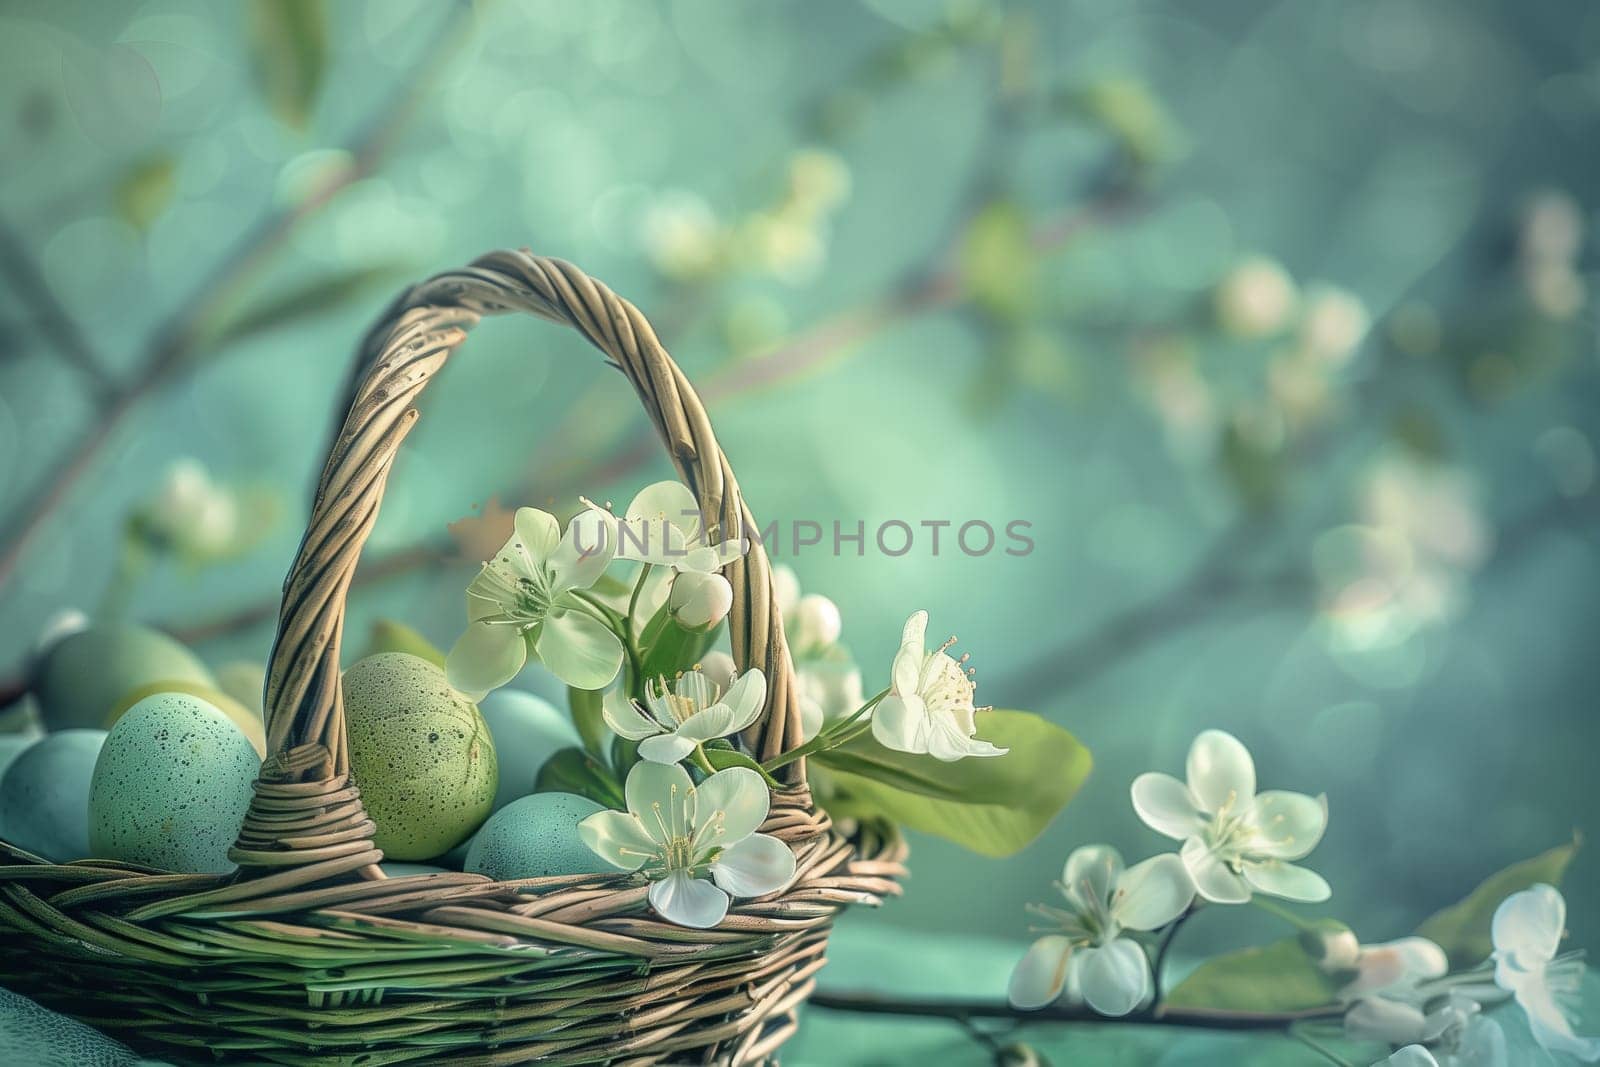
[668, 571, 732, 632]
[1300, 919, 1360, 973]
[790, 593, 842, 653]
[1215, 256, 1296, 339]
[697, 650, 737, 692]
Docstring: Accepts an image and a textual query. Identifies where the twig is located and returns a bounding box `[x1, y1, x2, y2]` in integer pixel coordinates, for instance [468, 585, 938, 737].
[0, 217, 115, 392]
[807, 989, 1341, 1031]
[1150, 905, 1196, 1006]
[0, 0, 479, 592]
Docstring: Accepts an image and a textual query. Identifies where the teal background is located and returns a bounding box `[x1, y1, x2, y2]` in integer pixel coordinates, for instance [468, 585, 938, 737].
[1, 1, 1598, 1063]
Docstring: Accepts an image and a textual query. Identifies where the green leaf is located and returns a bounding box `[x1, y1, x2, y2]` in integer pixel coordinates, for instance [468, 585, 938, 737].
[814, 710, 1081, 805]
[535, 747, 623, 808]
[567, 686, 610, 766]
[362, 619, 445, 668]
[959, 200, 1037, 321]
[704, 748, 781, 788]
[248, 0, 327, 130]
[1165, 938, 1341, 1013]
[813, 711, 1090, 857]
[210, 265, 405, 346]
[1416, 840, 1579, 969]
[113, 155, 175, 231]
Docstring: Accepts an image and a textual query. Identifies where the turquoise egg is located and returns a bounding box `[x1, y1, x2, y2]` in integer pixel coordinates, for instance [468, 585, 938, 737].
[0, 730, 106, 862]
[34, 624, 214, 731]
[0, 987, 141, 1066]
[88, 693, 260, 873]
[464, 792, 619, 880]
[0, 732, 39, 780]
[477, 688, 581, 812]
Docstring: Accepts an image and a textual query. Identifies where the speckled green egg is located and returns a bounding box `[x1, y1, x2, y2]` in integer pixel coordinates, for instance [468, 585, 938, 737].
[0, 986, 142, 1066]
[478, 688, 581, 812]
[464, 792, 620, 880]
[106, 680, 265, 759]
[88, 693, 260, 873]
[34, 624, 214, 731]
[0, 730, 106, 861]
[342, 653, 497, 862]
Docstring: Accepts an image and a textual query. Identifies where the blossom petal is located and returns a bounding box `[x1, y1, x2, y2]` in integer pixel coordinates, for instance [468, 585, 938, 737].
[1241, 859, 1331, 903]
[1379, 1047, 1441, 1067]
[649, 871, 729, 928]
[577, 810, 653, 871]
[1079, 939, 1152, 1017]
[1340, 938, 1449, 1001]
[891, 642, 922, 697]
[674, 704, 739, 743]
[1514, 975, 1600, 1060]
[1180, 838, 1251, 904]
[1248, 791, 1327, 861]
[625, 761, 693, 828]
[512, 507, 561, 561]
[1491, 883, 1565, 971]
[710, 833, 794, 897]
[636, 732, 698, 765]
[1186, 729, 1256, 812]
[871, 693, 927, 754]
[1130, 773, 1204, 841]
[698, 651, 737, 691]
[535, 609, 624, 690]
[1062, 845, 1124, 909]
[1007, 935, 1075, 1010]
[673, 669, 715, 709]
[446, 622, 527, 696]
[924, 718, 999, 762]
[692, 766, 769, 843]
[626, 480, 700, 533]
[1346, 998, 1430, 1045]
[602, 689, 662, 741]
[1113, 853, 1195, 931]
[721, 669, 767, 733]
[549, 510, 616, 593]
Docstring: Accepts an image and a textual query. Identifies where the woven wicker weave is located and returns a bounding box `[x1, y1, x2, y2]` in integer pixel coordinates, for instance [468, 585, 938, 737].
[0, 251, 908, 1065]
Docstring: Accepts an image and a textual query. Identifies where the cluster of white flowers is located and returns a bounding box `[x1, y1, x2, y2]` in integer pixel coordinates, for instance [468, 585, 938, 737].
[1366, 885, 1599, 1065]
[1011, 730, 1331, 1017]
[448, 479, 1011, 928]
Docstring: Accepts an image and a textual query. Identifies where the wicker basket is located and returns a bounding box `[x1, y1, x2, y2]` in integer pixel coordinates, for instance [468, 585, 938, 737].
[0, 251, 908, 1065]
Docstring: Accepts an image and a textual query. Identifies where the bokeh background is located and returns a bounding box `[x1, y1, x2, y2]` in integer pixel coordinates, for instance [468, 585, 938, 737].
[1, 1, 1597, 1063]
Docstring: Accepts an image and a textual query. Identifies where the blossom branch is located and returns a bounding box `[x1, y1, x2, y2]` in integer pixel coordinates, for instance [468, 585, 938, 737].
[807, 989, 1342, 1031]
[0, 0, 480, 592]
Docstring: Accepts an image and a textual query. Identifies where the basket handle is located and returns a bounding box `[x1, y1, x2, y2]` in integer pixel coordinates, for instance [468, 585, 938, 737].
[238, 252, 804, 873]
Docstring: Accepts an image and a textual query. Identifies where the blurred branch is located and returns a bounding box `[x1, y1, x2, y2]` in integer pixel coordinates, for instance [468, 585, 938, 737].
[1011, 485, 1600, 706]
[0, 0, 479, 593]
[0, 217, 116, 393]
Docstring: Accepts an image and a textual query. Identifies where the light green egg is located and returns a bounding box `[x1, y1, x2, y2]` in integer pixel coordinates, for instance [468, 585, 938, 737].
[34, 625, 214, 731]
[478, 688, 581, 812]
[342, 653, 497, 862]
[0, 987, 141, 1066]
[213, 660, 267, 716]
[88, 693, 260, 873]
[464, 792, 619, 880]
[0, 730, 106, 862]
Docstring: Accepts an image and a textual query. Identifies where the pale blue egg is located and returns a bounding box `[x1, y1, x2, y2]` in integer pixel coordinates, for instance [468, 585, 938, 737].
[88, 693, 260, 873]
[0, 730, 107, 861]
[0, 987, 142, 1065]
[464, 792, 618, 880]
[477, 689, 582, 812]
